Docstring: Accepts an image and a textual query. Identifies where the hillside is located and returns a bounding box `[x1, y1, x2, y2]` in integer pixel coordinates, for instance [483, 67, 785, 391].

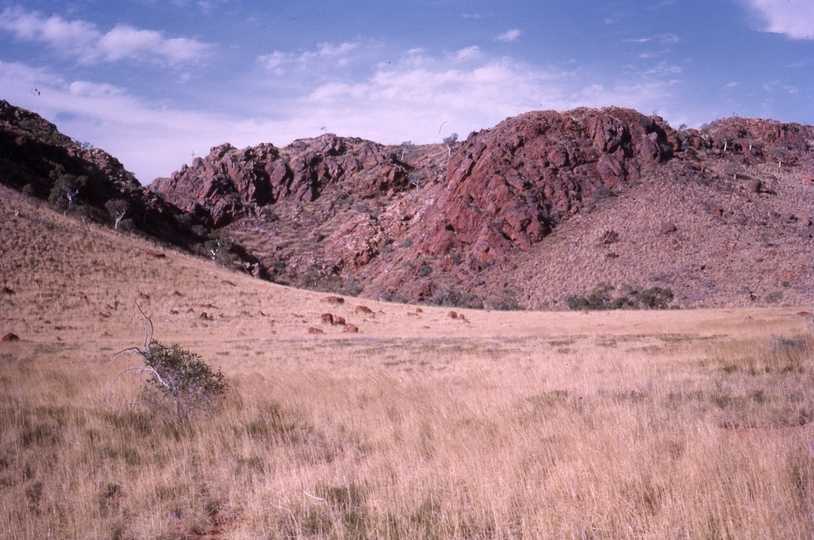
[2, 99, 813, 309]
[151, 107, 814, 309]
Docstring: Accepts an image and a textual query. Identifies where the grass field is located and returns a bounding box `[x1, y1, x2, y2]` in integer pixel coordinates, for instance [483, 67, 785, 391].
[1, 187, 813, 539]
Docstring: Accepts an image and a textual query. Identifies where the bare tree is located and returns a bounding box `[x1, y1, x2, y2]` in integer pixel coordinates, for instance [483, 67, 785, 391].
[400, 141, 414, 161]
[407, 171, 425, 189]
[105, 199, 130, 230]
[443, 133, 458, 156]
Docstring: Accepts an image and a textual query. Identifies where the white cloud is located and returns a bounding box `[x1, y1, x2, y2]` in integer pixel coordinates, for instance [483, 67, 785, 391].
[453, 46, 482, 61]
[743, 0, 814, 39]
[298, 49, 679, 144]
[257, 51, 291, 70]
[496, 29, 522, 42]
[256, 41, 360, 73]
[0, 7, 211, 65]
[657, 33, 680, 44]
[724, 81, 739, 88]
[0, 43, 685, 185]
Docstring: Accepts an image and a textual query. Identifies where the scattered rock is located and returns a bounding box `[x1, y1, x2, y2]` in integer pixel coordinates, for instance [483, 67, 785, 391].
[601, 230, 619, 244]
[144, 249, 166, 258]
[320, 313, 334, 324]
[660, 222, 678, 234]
[332, 316, 346, 326]
[199, 312, 212, 321]
[746, 179, 762, 193]
[448, 311, 458, 319]
[308, 327, 324, 334]
[321, 296, 344, 305]
[354, 305, 374, 314]
[1, 332, 19, 342]
[1, 287, 14, 295]
[343, 324, 359, 333]
[415, 307, 423, 313]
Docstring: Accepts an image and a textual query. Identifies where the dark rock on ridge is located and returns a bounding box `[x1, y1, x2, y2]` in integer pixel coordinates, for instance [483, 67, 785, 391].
[0, 100, 265, 276]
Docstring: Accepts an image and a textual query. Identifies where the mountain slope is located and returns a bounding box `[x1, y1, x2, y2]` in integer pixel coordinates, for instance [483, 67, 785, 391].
[151, 107, 814, 309]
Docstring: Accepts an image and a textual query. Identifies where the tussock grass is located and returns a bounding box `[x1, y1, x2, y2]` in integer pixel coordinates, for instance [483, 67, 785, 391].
[2, 328, 813, 539]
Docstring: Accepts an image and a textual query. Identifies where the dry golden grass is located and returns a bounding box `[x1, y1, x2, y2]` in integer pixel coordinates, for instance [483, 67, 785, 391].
[2, 186, 814, 539]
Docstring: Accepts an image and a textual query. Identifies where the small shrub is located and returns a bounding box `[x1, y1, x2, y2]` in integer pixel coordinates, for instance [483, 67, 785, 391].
[765, 291, 783, 304]
[108, 308, 228, 424]
[140, 341, 228, 423]
[431, 287, 483, 309]
[764, 335, 811, 371]
[486, 287, 521, 310]
[379, 289, 408, 303]
[566, 284, 674, 310]
[117, 218, 136, 232]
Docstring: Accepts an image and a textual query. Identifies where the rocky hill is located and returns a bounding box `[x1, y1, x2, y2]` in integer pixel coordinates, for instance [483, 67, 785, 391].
[150, 107, 814, 309]
[0, 100, 264, 274]
[2, 99, 812, 309]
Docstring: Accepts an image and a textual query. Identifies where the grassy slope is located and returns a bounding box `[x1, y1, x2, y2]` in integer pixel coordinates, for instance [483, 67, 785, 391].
[2, 185, 813, 539]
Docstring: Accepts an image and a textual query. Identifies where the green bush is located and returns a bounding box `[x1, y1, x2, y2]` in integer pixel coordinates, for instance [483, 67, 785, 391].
[141, 341, 227, 424]
[566, 284, 674, 311]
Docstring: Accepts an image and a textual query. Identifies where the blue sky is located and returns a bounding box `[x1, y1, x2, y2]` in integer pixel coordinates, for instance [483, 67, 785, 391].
[1, 0, 812, 183]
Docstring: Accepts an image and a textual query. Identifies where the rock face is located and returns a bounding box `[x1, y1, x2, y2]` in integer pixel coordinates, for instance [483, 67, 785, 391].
[146, 106, 814, 308]
[151, 135, 416, 227]
[415, 107, 678, 265]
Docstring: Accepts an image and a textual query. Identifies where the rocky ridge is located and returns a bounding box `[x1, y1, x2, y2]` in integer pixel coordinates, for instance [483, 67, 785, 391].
[0, 100, 264, 274]
[149, 106, 814, 308]
[2, 98, 812, 309]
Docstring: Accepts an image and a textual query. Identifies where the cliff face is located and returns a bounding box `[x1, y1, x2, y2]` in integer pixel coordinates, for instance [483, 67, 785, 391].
[414, 107, 679, 266]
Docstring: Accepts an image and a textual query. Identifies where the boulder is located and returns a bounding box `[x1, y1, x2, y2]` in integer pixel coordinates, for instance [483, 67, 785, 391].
[660, 222, 678, 234]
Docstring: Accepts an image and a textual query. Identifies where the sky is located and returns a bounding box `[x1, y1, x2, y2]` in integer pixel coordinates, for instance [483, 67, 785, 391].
[0, 1, 812, 184]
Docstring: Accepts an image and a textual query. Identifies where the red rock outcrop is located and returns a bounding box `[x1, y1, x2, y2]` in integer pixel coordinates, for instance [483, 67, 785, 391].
[415, 107, 678, 265]
[151, 134, 415, 227]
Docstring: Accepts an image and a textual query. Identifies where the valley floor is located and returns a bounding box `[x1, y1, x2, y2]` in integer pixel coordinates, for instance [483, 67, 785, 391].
[2, 186, 813, 538]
